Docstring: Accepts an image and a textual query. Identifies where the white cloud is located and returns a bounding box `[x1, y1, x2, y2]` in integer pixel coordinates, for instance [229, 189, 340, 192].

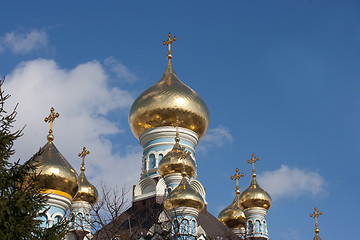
[1, 29, 48, 54]
[197, 125, 233, 152]
[4, 58, 141, 196]
[104, 56, 137, 83]
[257, 165, 326, 200]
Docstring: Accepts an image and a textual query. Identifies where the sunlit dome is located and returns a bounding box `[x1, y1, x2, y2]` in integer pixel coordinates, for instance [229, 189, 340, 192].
[217, 194, 246, 229]
[158, 132, 196, 178]
[239, 175, 272, 211]
[164, 175, 205, 211]
[32, 142, 79, 200]
[129, 60, 209, 140]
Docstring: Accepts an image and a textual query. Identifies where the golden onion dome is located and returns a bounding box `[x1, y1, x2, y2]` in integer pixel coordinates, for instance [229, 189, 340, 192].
[239, 174, 272, 210]
[164, 175, 205, 211]
[32, 142, 79, 200]
[73, 170, 98, 205]
[158, 132, 196, 178]
[217, 194, 246, 229]
[129, 60, 209, 140]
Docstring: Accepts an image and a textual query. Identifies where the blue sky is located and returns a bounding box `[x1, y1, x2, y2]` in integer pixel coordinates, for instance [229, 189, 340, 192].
[1, 1, 359, 239]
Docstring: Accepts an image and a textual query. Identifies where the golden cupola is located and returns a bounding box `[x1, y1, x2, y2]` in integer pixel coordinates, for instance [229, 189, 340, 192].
[164, 172, 205, 211]
[32, 108, 79, 200]
[129, 33, 209, 140]
[218, 168, 246, 229]
[73, 147, 98, 205]
[239, 154, 272, 210]
[158, 130, 196, 178]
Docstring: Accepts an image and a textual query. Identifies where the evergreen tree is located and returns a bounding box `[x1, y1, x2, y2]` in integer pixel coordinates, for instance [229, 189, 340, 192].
[0, 77, 68, 239]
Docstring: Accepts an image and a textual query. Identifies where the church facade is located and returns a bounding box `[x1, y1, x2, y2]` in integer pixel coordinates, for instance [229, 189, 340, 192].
[31, 33, 278, 240]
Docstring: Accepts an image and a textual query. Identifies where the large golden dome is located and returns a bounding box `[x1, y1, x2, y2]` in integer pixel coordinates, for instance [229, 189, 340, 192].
[217, 195, 246, 229]
[129, 60, 209, 140]
[164, 175, 205, 211]
[73, 170, 98, 205]
[239, 175, 272, 210]
[158, 132, 196, 178]
[32, 142, 79, 200]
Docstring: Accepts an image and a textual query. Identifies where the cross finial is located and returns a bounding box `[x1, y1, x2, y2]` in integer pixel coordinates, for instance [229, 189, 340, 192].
[174, 117, 183, 143]
[180, 146, 191, 160]
[78, 146, 90, 172]
[163, 32, 177, 60]
[44, 107, 59, 143]
[310, 207, 322, 235]
[247, 153, 259, 178]
[230, 168, 244, 196]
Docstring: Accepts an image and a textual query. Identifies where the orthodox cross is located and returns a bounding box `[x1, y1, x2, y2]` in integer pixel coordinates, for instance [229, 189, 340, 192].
[230, 168, 244, 195]
[163, 32, 177, 59]
[180, 147, 191, 160]
[44, 107, 59, 142]
[248, 153, 259, 177]
[310, 207, 322, 230]
[78, 146, 90, 172]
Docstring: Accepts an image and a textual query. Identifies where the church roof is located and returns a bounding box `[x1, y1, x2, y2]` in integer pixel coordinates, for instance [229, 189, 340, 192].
[93, 197, 240, 240]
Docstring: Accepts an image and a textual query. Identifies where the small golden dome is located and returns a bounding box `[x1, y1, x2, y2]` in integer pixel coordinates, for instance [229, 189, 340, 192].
[73, 171, 98, 205]
[129, 60, 209, 140]
[32, 142, 79, 200]
[239, 175, 272, 210]
[164, 175, 204, 211]
[217, 194, 246, 229]
[313, 233, 321, 240]
[158, 133, 196, 178]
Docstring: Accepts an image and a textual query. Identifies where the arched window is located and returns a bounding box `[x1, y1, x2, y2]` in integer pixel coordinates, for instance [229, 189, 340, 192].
[149, 154, 155, 169]
[85, 213, 90, 228]
[69, 213, 75, 228]
[54, 215, 62, 225]
[248, 220, 253, 233]
[262, 220, 266, 233]
[180, 219, 189, 234]
[191, 219, 196, 234]
[159, 154, 163, 161]
[76, 213, 83, 227]
[39, 214, 48, 228]
[144, 158, 147, 170]
[255, 220, 260, 233]
[173, 219, 179, 234]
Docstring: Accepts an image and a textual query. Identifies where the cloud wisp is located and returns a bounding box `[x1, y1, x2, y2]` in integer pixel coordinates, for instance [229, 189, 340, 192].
[257, 165, 326, 200]
[0, 29, 48, 54]
[104, 57, 137, 83]
[4, 58, 141, 193]
[197, 125, 234, 152]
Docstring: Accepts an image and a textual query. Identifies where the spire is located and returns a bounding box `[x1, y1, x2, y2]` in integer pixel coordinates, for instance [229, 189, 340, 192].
[78, 146, 90, 172]
[310, 207, 322, 239]
[44, 107, 59, 143]
[231, 168, 244, 196]
[163, 32, 177, 60]
[248, 153, 259, 179]
[174, 117, 182, 143]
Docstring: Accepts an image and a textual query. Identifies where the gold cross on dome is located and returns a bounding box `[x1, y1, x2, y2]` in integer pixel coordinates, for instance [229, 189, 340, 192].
[163, 32, 177, 60]
[78, 146, 90, 172]
[310, 207, 322, 228]
[174, 117, 183, 143]
[230, 168, 244, 194]
[180, 147, 191, 160]
[248, 153, 259, 174]
[44, 107, 59, 142]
